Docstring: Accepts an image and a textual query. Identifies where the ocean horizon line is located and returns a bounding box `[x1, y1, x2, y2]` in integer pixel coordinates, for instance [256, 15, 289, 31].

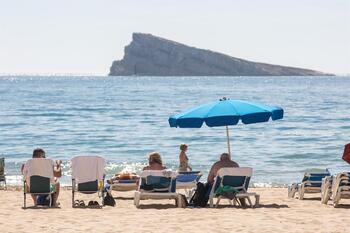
[0, 74, 348, 78]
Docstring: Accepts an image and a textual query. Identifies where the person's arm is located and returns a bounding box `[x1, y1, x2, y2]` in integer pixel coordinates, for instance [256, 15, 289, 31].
[21, 164, 25, 175]
[53, 160, 62, 177]
[207, 164, 216, 184]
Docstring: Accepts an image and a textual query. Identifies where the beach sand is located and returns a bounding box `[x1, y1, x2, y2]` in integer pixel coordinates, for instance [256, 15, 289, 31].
[0, 187, 348, 233]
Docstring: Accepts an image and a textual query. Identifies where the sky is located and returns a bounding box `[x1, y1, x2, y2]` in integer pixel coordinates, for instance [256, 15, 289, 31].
[0, 0, 349, 75]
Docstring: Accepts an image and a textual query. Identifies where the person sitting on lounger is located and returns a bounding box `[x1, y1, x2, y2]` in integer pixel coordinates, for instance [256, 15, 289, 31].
[206, 153, 244, 205]
[143, 152, 167, 171]
[207, 152, 239, 184]
[22, 148, 62, 206]
[108, 171, 139, 184]
[178, 144, 192, 172]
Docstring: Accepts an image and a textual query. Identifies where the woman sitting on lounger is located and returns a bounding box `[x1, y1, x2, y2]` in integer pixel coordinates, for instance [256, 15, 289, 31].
[132, 152, 167, 188]
[143, 152, 167, 171]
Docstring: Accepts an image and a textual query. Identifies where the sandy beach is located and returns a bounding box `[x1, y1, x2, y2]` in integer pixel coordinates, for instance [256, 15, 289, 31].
[0, 187, 348, 233]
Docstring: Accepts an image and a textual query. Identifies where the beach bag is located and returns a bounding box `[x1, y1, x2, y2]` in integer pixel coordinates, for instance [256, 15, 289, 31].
[342, 143, 350, 164]
[189, 182, 210, 207]
[37, 195, 50, 206]
[103, 192, 116, 207]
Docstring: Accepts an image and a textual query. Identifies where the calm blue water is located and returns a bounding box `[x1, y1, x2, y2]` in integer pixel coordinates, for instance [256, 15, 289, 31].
[0, 75, 349, 186]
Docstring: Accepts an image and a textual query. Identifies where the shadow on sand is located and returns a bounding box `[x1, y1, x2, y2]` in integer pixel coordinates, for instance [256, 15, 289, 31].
[213, 203, 289, 209]
[136, 203, 289, 209]
[114, 196, 134, 200]
[137, 204, 178, 209]
[22, 206, 61, 210]
[333, 204, 350, 209]
[297, 197, 321, 201]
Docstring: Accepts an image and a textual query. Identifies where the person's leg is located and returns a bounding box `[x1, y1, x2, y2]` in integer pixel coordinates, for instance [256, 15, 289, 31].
[30, 194, 38, 205]
[27, 185, 37, 205]
[52, 181, 60, 206]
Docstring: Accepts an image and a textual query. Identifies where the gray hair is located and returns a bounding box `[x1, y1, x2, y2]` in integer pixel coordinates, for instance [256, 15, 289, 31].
[220, 152, 231, 161]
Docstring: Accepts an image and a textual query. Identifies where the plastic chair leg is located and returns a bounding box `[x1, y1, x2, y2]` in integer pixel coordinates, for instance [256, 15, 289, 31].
[134, 192, 140, 207]
[23, 192, 26, 209]
[209, 196, 214, 208]
[215, 196, 221, 207]
[246, 197, 252, 207]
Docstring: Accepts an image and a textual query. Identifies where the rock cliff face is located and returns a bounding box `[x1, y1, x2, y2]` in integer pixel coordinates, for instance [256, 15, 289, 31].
[109, 33, 330, 76]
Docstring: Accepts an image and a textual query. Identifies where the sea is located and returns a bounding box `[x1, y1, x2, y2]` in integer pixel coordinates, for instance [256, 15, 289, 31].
[0, 75, 349, 187]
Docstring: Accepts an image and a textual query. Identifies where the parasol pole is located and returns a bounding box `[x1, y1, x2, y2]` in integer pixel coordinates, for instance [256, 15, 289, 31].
[226, 125, 231, 157]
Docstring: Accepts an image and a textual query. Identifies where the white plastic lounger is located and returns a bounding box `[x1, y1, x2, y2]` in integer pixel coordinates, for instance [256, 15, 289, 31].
[288, 169, 330, 200]
[321, 172, 350, 207]
[134, 170, 182, 208]
[209, 167, 259, 208]
[176, 171, 202, 198]
[320, 175, 333, 204]
[71, 156, 106, 208]
[332, 172, 350, 207]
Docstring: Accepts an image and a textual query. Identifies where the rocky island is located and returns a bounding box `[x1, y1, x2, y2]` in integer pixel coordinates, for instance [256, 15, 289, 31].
[109, 33, 330, 76]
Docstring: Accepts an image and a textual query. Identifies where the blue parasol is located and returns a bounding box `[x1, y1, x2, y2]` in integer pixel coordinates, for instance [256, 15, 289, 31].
[169, 97, 284, 156]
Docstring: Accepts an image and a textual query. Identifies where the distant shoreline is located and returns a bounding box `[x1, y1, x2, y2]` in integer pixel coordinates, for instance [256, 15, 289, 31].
[0, 74, 347, 78]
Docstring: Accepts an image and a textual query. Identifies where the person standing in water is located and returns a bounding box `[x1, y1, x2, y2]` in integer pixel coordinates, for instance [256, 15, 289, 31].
[178, 144, 192, 172]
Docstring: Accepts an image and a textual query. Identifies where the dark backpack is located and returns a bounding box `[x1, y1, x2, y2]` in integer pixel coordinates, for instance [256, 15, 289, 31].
[103, 192, 116, 207]
[189, 182, 211, 207]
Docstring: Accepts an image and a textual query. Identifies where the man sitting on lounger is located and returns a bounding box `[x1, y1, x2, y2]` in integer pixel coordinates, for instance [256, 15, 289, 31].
[22, 148, 62, 206]
[206, 153, 246, 205]
[207, 153, 239, 184]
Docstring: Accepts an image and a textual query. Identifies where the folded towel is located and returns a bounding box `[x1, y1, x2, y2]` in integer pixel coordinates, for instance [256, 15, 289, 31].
[23, 158, 55, 187]
[71, 156, 105, 184]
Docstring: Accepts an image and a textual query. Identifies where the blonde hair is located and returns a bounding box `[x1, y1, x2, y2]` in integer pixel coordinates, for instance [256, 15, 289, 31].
[148, 152, 163, 165]
[180, 144, 188, 151]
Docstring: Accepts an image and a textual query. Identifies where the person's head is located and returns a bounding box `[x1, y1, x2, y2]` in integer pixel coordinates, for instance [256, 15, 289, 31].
[33, 148, 46, 158]
[148, 152, 162, 165]
[180, 144, 188, 152]
[220, 152, 231, 161]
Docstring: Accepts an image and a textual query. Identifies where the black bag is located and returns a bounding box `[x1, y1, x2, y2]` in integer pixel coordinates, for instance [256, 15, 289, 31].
[189, 182, 211, 207]
[103, 192, 116, 207]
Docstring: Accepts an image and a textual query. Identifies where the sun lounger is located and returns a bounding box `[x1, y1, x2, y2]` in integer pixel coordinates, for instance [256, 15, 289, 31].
[321, 172, 350, 207]
[331, 172, 350, 207]
[22, 158, 56, 208]
[288, 169, 330, 200]
[110, 179, 138, 191]
[209, 167, 259, 208]
[0, 158, 6, 189]
[134, 170, 182, 208]
[320, 175, 333, 204]
[176, 171, 202, 198]
[71, 156, 106, 208]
